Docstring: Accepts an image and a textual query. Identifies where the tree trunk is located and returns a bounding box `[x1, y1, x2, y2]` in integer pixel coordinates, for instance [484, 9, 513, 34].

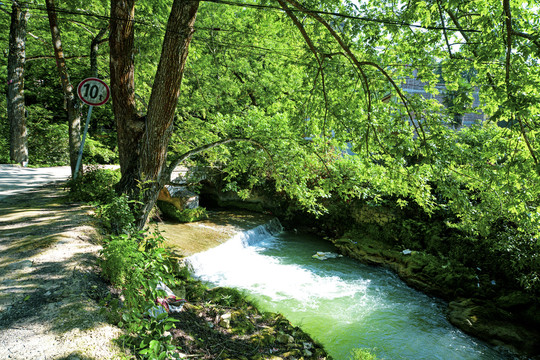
[45, 0, 81, 177]
[7, 3, 29, 166]
[89, 26, 108, 134]
[109, 0, 199, 228]
[90, 26, 108, 78]
[136, 0, 199, 228]
[109, 0, 145, 195]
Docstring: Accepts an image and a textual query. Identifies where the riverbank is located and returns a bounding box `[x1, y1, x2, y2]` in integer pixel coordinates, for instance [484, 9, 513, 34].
[168, 273, 330, 359]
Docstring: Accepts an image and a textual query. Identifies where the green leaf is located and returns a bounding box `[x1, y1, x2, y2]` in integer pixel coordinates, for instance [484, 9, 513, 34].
[156, 312, 168, 321]
[149, 339, 160, 352]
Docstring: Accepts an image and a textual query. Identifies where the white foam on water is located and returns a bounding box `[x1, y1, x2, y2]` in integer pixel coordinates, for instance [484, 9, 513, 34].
[187, 219, 371, 306]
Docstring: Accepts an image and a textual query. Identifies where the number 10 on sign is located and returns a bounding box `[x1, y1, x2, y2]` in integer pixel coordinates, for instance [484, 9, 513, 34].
[74, 78, 110, 179]
[77, 78, 110, 106]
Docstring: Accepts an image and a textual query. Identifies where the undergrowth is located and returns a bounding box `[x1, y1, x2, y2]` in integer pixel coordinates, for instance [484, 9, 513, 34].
[156, 200, 208, 223]
[68, 165, 120, 204]
[70, 166, 185, 358]
[100, 231, 183, 359]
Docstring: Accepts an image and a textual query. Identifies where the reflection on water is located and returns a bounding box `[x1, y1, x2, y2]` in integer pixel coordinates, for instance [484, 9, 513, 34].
[185, 220, 514, 360]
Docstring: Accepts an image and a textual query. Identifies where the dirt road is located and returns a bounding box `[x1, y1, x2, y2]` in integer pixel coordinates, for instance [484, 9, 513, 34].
[0, 166, 127, 360]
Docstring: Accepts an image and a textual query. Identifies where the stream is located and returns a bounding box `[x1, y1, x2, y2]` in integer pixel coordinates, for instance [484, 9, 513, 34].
[185, 219, 514, 359]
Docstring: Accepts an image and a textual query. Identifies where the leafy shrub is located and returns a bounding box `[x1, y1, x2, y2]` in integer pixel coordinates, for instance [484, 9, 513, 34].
[84, 136, 118, 164]
[96, 194, 137, 235]
[100, 233, 142, 287]
[68, 165, 120, 204]
[157, 200, 208, 223]
[349, 348, 378, 360]
[491, 225, 540, 296]
[100, 231, 182, 359]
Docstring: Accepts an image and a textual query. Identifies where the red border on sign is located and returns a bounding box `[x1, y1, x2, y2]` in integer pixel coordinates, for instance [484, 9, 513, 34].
[77, 77, 110, 106]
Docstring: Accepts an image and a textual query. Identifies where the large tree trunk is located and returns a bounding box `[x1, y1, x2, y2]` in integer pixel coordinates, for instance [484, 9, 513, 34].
[109, 0, 145, 194]
[109, 0, 199, 229]
[7, 3, 29, 166]
[45, 0, 81, 177]
[137, 0, 199, 228]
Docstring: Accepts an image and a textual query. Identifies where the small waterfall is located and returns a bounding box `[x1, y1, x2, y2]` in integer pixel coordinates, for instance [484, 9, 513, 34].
[186, 218, 284, 290]
[187, 218, 371, 303]
[241, 217, 283, 246]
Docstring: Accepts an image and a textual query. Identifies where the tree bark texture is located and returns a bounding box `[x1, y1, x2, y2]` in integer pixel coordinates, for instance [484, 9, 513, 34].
[137, 0, 200, 228]
[109, 0, 145, 194]
[45, 0, 81, 177]
[89, 26, 109, 134]
[7, 3, 29, 166]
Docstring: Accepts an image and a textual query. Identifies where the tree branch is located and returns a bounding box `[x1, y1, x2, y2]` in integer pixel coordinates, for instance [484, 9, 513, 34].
[277, 0, 337, 154]
[511, 30, 540, 53]
[503, 0, 512, 90]
[517, 117, 538, 165]
[165, 137, 275, 183]
[232, 71, 257, 106]
[281, 0, 426, 147]
[276, 0, 320, 65]
[445, 9, 470, 42]
[28, 31, 51, 47]
[91, 25, 109, 77]
[446, 9, 498, 89]
[502, 0, 537, 165]
[437, 0, 453, 58]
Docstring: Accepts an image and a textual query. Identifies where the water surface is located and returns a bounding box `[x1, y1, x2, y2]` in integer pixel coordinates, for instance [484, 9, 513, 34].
[186, 221, 514, 359]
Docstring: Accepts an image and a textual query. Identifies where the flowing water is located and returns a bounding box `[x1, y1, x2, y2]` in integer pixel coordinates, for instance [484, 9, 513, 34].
[186, 219, 514, 359]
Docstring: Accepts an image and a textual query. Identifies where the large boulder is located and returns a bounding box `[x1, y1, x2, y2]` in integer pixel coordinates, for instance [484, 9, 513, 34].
[169, 166, 209, 185]
[158, 185, 199, 210]
[448, 298, 540, 355]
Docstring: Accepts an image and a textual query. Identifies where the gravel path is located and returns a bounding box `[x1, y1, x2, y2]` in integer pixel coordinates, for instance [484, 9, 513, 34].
[0, 166, 128, 359]
[0, 165, 72, 200]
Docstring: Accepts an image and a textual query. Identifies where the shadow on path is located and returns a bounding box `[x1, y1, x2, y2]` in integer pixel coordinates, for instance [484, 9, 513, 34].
[0, 183, 125, 359]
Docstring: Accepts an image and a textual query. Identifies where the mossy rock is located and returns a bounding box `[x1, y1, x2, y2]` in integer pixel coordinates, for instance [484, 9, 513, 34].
[402, 254, 427, 272]
[496, 291, 533, 310]
[157, 200, 208, 223]
[231, 311, 256, 334]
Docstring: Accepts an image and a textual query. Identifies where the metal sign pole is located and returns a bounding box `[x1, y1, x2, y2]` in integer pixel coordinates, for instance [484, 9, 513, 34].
[73, 105, 93, 180]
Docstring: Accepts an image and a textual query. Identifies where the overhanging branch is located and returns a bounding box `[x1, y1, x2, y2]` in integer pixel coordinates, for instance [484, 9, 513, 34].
[281, 0, 427, 146]
[165, 137, 276, 183]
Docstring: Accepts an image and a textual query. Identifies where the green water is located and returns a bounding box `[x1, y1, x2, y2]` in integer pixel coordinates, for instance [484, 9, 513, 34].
[187, 224, 515, 359]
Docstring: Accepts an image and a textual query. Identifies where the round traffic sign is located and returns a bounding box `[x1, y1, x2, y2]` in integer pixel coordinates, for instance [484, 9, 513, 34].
[77, 78, 110, 106]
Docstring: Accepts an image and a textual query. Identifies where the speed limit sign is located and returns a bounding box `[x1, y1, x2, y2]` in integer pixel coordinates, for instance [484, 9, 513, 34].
[77, 78, 110, 106]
